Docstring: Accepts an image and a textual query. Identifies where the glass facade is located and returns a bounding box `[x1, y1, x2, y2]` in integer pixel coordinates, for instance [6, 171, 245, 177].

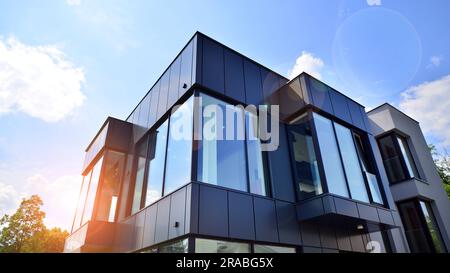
[287, 113, 322, 199]
[158, 239, 189, 253]
[397, 136, 420, 179]
[195, 238, 250, 253]
[82, 156, 104, 225]
[72, 171, 92, 232]
[131, 140, 148, 214]
[419, 201, 445, 253]
[253, 244, 296, 253]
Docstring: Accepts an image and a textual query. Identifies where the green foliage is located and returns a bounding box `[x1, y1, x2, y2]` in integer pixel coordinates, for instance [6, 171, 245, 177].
[429, 144, 450, 199]
[0, 195, 68, 253]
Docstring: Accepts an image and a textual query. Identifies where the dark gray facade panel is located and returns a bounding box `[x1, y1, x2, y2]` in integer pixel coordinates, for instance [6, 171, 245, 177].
[198, 185, 228, 237]
[319, 226, 338, 249]
[349, 233, 366, 252]
[334, 198, 359, 218]
[228, 192, 255, 240]
[300, 223, 321, 247]
[278, 78, 305, 118]
[302, 246, 322, 253]
[260, 68, 281, 102]
[202, 38, 225, 94]
[157, 71, 170, 119]
[243, 59, 264, 105]
[224, 49, 246, 102]
[168, 188, 186, 239]
[360, 107, 372, 134]
[185, 183, 199, 234]
[297, 198, 324, 220]
[179, 40, 193, 98]
[276, 201, 302, 245]
[193, 34, 202, 85]
[114, 216, 135, 252]
[329, 90, 352, 124]
[154, 196, 171, 244]
[322, 248, 339, 253]
[147, 81, 160, 128]
[377, 208, 395, 226]
[253, 197, 279, 243]
[133, 211, 145, 251]
[307, 77, 334, 114]
[167, 56, 181, 109]
[357, 203, 380, 223]
[335, 228, 352, 251]
[267, 123, 296, 202]
[117, 154, 134, 221]
[299, 75, 312, 105]
[347, 100, 366, 131]
[142, 205, 157, 247]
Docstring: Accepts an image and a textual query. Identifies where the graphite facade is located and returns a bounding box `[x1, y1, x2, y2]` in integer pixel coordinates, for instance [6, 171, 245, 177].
[64, 32, 449, 253]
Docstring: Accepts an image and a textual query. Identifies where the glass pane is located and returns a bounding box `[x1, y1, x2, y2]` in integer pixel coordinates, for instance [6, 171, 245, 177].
[334, 123, 369, 202]
[72, 173, 91, 232]
[159, 239, 189, 253]
[132, 140, 148, 214]
[246, 111, 268, 196]
[419, 201, 445, 253]
[397, 136, 419, 179]
[378, 136, 407, 183]
[313, 113, 349, 198]
[82, 156, 104, 225]
[145, 120, 168, 206]
[288, 114, 322, 199]
[197, 94, 247, 192]
[96, 151, 125, 222]
[164, 96, 193, 195]
[398, 200, 433, 252]
[254, 244, 296, 253]
[365, 172, 383, 204]
[195, 238, 250, 253]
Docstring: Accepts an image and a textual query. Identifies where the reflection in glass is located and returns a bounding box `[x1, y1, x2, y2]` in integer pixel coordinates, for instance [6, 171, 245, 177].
[397, 136, 420, 179]
[197, 94, 247, 192]
[246, 112, 268, 196]
[419, 201, 445, 253]
[82, 156, 104, 225]
[131, 140, 148, 214]
[378, 135, 407, 183]
[288, 114, 322, 199]
[72, 172, 92, 232]
[145, 120, 168, 206]
[334, 123, 369, 202]
[253, 244, 296, 253]
[398, 200, 433, 253]
[313, 113, 349, 198]
[195, 238, 250, 253]
[159, 239, 189, 253]
[164, 97, 193, 195]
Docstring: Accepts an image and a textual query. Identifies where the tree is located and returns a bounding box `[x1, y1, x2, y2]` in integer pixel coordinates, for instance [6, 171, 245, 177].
[429, 144, 450, 200]
[0, 195, 68, 253]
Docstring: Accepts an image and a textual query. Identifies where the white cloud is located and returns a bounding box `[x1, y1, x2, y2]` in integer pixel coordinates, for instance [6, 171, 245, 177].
[367, 0, 382, 6]
[288, 51, 324, 80]
[0, 37, 86, 122]
[66, 0, 81, 6]
[427, 55, 443, 68]
[399, 74, 450, 147]
[0, 182, 19, 217]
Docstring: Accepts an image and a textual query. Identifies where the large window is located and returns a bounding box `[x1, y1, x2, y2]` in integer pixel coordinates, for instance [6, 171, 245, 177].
[131, 140, 148, 214]
[313, 113, 349, 198]
[159, 239, 189, 253]
[164, 96, 194, 195]
[82, 156, 104, 225]
[195, 238, 250, 253]
[145, 120, 168, 206]
[398, 199, 445, 253]
[72, 171, 92, 232]
[378, 133, 420, 184]
[287, 113, 322, 199]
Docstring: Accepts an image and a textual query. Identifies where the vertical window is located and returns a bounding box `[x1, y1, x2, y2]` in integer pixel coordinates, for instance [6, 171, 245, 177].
[164, 96, 193, 195]
[195, 238, 250, 253]
[397, 136, 420, 179]
[131, 140, 148, 214]
[287, 113, 322, 199]
[197, 94, 248, 192]
[334, 123, 369, 203]
[72, 171, 92, 232]
[313, 113, 349, 198]
[246, 111, 269, 196]
[378, 134, 420, 183]
[82, 156, 104, 225]
[419, 201, 445, 253]
[96, 151, 125, 222]
[145, 120, 168, 206]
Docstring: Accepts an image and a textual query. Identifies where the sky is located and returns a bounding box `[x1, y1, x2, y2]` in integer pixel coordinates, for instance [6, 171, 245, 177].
[0, 0, 449, 231]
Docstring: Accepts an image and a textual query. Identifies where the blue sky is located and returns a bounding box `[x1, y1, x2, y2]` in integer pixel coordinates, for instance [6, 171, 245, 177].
[0, 0, 449, 230]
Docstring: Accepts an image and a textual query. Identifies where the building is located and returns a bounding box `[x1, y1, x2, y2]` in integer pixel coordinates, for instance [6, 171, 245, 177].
[64, 32, 450, 253]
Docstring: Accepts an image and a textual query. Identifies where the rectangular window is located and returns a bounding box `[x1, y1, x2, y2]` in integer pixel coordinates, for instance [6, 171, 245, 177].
[253, 244, 296, 253]
[144, 120, 168, 206]
[131, 139, 148, 214]
[313, 113, 349, 198]
[378, 133, 420, 183]
[195, 238, 250, 253]
[419, 201, 445, 253]
[82, 156, 104, 225]
[72, 172, 92, 232]
[164, 96, 193, 195]
[334, 123, 369, 203]
[287, 113, 322, 199]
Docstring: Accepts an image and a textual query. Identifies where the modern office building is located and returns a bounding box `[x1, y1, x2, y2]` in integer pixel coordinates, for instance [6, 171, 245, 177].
[64, 32, 450, 253]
